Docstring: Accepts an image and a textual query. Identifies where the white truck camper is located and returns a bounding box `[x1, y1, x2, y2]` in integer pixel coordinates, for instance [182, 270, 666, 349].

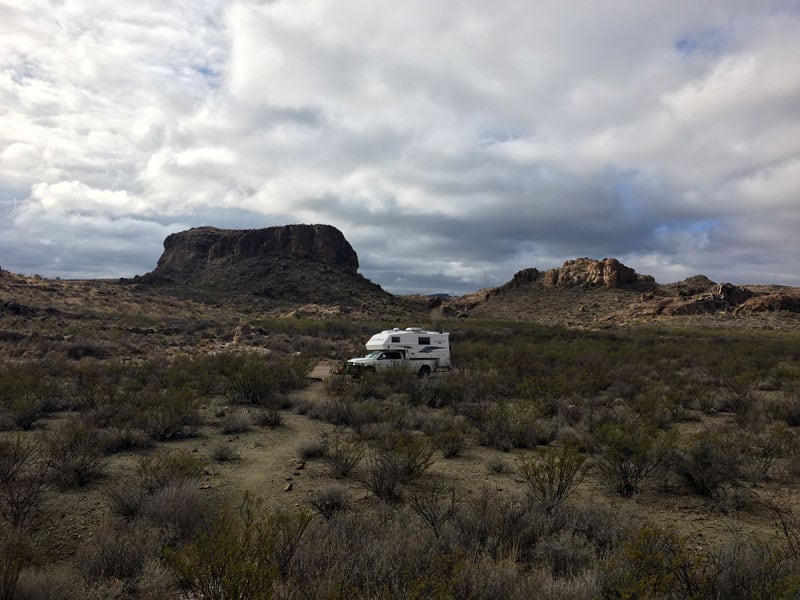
[347, 327, 451, 377]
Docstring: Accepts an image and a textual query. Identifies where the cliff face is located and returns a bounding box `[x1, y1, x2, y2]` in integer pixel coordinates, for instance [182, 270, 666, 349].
[153, 225, 359, 279]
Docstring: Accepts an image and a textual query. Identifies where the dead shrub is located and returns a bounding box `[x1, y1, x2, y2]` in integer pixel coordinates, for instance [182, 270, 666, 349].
[326, 432, 363, 478]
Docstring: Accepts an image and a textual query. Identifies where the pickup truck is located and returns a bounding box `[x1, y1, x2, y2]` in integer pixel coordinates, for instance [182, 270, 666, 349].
[346, 327, 451, 377]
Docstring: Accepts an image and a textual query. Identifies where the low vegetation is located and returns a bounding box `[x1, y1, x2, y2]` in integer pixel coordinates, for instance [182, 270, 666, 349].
[1, 283, 800, 598]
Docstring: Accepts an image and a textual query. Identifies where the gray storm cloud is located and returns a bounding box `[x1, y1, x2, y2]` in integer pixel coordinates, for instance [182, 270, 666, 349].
[1, 0, 799, 294]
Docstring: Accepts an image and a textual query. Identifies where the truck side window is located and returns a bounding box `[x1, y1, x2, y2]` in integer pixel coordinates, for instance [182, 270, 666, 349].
[418, 337, 430, 345]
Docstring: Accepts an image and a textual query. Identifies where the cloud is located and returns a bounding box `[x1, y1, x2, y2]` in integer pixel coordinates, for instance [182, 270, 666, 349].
[1, 0, 799, 293]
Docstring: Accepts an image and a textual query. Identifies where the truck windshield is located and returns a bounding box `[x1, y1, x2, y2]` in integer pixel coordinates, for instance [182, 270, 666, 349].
[364, 351, 382, 359]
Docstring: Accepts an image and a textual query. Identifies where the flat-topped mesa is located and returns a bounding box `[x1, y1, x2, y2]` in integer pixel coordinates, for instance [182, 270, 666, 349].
[152, 224, 359, 279]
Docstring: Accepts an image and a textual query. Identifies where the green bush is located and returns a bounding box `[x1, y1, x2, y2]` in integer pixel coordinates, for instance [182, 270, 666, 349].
[671, 431, 744, 499]
[594, 416, 675, 497]
[424, 414, 473, 458]
[325, 432, 363, 478]
[166, 494, 311, 599]
[0, 365, 59, 430]
[517, 440, 587, 513]
[225, 354, 312, 407]
[44, 419, 106, 488]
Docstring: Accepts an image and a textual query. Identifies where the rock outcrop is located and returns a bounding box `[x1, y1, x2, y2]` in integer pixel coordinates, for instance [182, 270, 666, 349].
[152, 225, 359, 280]
[501, 258, 655, 291]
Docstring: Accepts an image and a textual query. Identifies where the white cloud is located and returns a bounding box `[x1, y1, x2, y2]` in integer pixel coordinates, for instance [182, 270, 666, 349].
[1, 0, 799, 291]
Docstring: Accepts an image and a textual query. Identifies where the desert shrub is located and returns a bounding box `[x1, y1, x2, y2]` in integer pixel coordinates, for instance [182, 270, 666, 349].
[409, 482, 457, 539]
[0, 529, 33, 600]
[0, 364, 59, 430]
[308, 483, 350, 520]
[740, 424, 796, 483]
[211, 443, 241, 463]
[770, 392, 800, 427]
[487, 456, 511, 474]
[255, 408, 282, 428]
[440, 368, 508, 407]
[225, 354, 312, 407]
[140, 482, 204, 542]
[72, 361, 127, 424]
[719, 385, 765, 429]
[65, 339, 107, 360]
[166, 494, 311, 599]
[105, 481, 145, 521]
[0, 436, 49, 528]
[99, 426, 152, 454]
[325, 432, 363, 478]
[594, 416, 675, 497]
[706, 541, 800, 600]
[296, 438, 328, 461]
[376, 430, 434, 483]
[560, 501, 624, 555]
[536, 530, 596, 577]
[44, 419, 106, 488]
[601, 525, 701, 599]
[220, 410, 252, 434]
[424, 414, 473, 458]
[136, 450, 206, 494]
[671, 430, 744, 499]
[360, 428, 433, 499]
[78, 521, 161, 582]
[451, 486, 540, 561]
[135, 387, 202, 441]
[517, 440, 587, 513]
[14, 566, 83, 600]
[472, 401, 549, 451]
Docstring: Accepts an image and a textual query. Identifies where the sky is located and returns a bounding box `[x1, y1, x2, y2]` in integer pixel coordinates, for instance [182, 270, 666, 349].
[1, 1, 800, 295]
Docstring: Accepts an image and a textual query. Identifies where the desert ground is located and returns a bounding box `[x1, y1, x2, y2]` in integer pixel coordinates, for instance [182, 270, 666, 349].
[2, 269, 800, 599]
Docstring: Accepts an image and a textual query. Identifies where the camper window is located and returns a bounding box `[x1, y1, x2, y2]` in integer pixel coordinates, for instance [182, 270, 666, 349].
[418, 337, 430, 345]
[391, 336, 400, 343]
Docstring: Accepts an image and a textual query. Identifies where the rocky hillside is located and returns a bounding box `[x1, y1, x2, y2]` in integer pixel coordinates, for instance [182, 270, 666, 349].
[436, 258, 800, 327]
[135, 225, 394, 308]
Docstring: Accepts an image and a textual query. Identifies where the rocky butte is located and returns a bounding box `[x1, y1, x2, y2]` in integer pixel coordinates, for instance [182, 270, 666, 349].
[150, 225, 359, 280]
[137, 224, 389, 306]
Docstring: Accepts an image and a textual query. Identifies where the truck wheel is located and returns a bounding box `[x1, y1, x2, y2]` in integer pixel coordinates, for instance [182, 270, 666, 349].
[418, 365, 431, 378]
